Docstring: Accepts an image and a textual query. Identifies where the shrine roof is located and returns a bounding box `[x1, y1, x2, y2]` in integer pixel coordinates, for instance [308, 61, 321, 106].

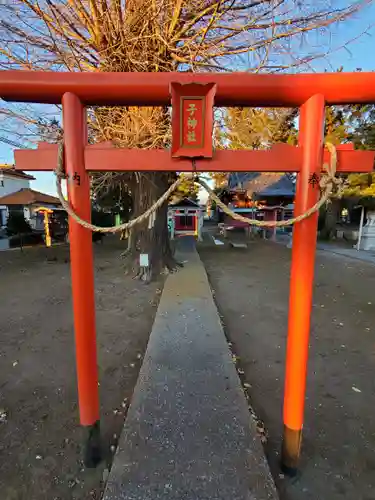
[228, 172, 295, 198]
[169, 198, 201, 208]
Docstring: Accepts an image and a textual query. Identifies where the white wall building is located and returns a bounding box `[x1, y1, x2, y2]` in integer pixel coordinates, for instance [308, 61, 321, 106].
[0, 168, 35, 227]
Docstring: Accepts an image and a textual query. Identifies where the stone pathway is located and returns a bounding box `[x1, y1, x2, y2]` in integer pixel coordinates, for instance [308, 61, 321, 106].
[103, 237, 277, 500]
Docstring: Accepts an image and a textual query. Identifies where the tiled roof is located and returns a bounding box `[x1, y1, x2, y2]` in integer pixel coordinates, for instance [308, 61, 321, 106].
[0, 188, 61, 206]
[228, 172, 295, 198]
[0, 167, 35, 181]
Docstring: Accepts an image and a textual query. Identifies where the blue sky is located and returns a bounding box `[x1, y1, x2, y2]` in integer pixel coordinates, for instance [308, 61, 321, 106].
[1, 2, 375, 197]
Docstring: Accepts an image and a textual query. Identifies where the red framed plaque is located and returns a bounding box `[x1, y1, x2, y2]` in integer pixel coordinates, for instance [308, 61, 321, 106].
[170, 82, 216, 158]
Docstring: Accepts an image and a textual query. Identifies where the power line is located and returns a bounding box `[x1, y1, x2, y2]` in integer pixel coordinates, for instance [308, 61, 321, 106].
[0, 136, 25, 149]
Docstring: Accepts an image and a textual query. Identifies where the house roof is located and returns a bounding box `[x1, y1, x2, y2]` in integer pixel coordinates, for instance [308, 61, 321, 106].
[228, 172, 295, 198]
[0, 188, 61, 206]
[169, 198, 201, 208]
[0, 167, 35, 181]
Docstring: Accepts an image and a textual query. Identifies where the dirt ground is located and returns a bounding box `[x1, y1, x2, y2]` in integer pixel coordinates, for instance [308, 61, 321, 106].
[0, 237, 163, 500]
[199, 239, 375, 500]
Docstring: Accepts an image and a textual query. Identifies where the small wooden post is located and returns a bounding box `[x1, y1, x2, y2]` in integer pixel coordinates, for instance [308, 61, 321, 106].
[198, 211, 203, 242]
[272, 209, 277, 242]
[62, 92, 101, 467]
[356, 205, 365, 251]
[281, 94, 325, 474]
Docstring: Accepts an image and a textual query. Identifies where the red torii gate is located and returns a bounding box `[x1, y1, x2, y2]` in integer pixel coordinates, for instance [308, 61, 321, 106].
[1, 70, 375, 473]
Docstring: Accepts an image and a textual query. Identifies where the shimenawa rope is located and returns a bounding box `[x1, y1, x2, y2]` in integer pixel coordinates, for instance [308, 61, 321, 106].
[55, 143, 184, 234]
[55, 142, 344, 233]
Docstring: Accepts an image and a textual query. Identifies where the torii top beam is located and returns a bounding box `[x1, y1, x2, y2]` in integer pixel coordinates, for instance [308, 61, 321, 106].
[1, 71, 375, 106]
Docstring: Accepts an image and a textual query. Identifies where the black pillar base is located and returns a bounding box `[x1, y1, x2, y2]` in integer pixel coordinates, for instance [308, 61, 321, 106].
[84, 420, 102, 468]
[280, 462, 298, 478]
[280, 425, 301, 477]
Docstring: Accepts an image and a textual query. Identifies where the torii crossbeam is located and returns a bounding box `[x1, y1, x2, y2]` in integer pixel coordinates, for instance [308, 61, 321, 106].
[13, 140, 375, 173]
[1, 70, 375, 474]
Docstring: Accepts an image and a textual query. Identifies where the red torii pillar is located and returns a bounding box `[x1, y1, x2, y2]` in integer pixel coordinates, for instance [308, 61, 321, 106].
[63, 93, 101, 467]
[281, 94, 325, 474]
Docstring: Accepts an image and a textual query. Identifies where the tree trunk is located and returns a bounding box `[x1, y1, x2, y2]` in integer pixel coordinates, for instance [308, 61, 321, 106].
[319, 198, 340, 240]
[125, 173, 180, 281]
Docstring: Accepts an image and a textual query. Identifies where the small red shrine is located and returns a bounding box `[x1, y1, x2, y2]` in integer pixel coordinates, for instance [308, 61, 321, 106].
[168, 198, 203, 241]
[217, 173, 295, 238]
